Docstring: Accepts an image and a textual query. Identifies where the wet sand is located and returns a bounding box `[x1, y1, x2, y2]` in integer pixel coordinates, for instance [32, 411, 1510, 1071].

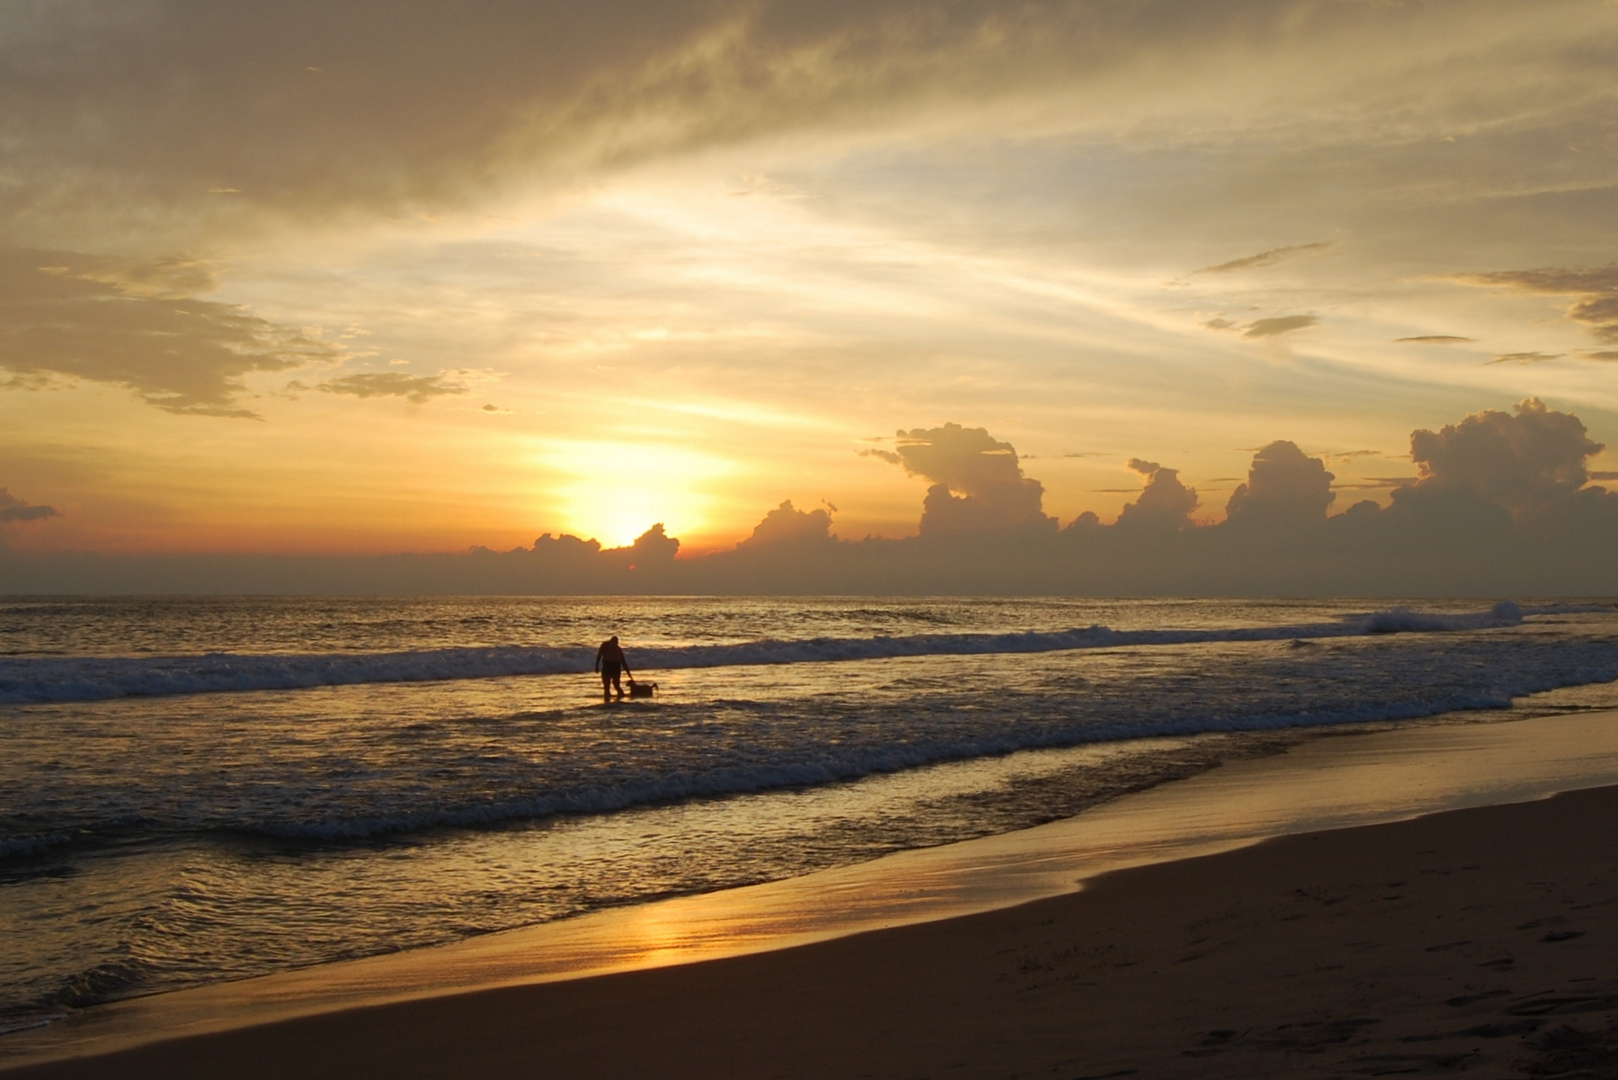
[10, 710, 1618, 1078]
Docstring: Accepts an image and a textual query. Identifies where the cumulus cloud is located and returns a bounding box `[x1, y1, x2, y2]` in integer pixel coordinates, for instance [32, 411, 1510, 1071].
[0, 488, 59, 524]
[10, 401, 1618, 594]
[1195, 241, 1331, 274]
[1224, 441, 1335, 527]
[0, 249, 337, 416]
[1451, 265, 1618, 345]
[1242, 315, 1319, 339]
[1114, 459, 1199, 531]
[736, 500, 836, 549]
[307, 371, 470, 404]
[609, 523, 681, 565]
[1402, 398, 1603, 517]
[883, 423, 1054, 535]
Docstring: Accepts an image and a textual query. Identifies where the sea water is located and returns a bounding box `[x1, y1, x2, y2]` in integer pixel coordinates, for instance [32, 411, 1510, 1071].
[2, 596, 1617, 1034]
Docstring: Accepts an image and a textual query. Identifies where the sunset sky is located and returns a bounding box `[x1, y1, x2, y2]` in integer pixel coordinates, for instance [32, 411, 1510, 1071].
[3, 0, 1616, 558]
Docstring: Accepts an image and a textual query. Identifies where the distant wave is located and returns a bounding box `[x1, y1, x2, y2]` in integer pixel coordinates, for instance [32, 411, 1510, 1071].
[1515, 602, 1617, 616]
[0, 601, 1556, 705]
[0, 834, 72, 861]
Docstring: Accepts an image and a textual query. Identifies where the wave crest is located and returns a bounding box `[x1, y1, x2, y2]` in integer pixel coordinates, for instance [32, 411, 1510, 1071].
[0, 602, 1568, 705]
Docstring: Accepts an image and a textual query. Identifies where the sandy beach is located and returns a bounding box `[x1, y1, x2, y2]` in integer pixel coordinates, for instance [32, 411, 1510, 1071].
[10, 710, 1618, 1079]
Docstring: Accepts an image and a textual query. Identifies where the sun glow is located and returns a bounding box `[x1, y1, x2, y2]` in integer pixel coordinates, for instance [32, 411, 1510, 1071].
[545, 440, 734, 550]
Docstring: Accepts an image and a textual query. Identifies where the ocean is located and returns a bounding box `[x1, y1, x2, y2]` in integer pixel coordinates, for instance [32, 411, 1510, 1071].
[3, 595, 1617, 1036]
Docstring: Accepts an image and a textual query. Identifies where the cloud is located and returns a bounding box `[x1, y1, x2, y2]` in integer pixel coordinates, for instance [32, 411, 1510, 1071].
[1114, 458, 1199, 531]
[884, 423, 1054, 535]
[858, 448, 904, 465]
[1224, 441, 1336, 527]
[1242, 315, 1319, 339]
[0, 1, 1113, 238]
[10, 400, 1618, 595]
[1396, 335, 1474, 344]
[735, 500, 836, 549]
[0, 488, 59, 524]
[605, 523, 681, 567]
[1204, 318, 1237, 331]
[0, 249, 337, 416]
[1402, 398, 1603, 517]
[53, 253, 220, 299]
[4, 0, 1605, 250]
[308, 371, 470, 404]
[1196, 241, 1332, 274]
[1451, 265, 1618, 345]
[1487, 352, 1562, 365]
[1584, 352, 1618, 362]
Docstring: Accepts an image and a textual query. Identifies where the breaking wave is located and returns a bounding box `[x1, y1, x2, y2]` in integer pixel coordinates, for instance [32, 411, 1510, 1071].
[0, 602, 1550, 705]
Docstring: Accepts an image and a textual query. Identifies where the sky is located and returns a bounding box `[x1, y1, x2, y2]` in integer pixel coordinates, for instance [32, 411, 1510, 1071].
[2, 0, 1617, 582]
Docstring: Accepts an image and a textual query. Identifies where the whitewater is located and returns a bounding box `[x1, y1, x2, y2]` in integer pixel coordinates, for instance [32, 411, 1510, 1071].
[0, 599, 1586, 706]
[2, 595, 1616, 1036]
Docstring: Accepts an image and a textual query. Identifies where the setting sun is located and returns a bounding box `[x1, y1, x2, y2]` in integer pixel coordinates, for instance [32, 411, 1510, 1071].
[544, 440, 734, 550]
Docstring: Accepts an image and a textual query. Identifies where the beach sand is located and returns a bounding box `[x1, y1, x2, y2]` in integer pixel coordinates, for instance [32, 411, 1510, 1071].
[11, 714, 1618, 1078]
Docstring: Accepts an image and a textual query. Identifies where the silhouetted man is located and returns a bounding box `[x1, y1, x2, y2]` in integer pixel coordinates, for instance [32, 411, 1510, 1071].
[594, 635, 631, 703]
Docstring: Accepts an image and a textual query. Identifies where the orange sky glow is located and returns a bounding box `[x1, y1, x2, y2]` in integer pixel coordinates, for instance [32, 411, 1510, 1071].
[2, 0, 1617, 562]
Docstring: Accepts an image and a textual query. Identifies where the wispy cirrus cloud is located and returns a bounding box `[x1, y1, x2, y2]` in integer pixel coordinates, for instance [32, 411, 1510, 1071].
[1451, 265, 1618, 345]
[1242, 314, 1319, 339]
[1195, 241, 1331, 275]
[1487, 351, 1562, 365]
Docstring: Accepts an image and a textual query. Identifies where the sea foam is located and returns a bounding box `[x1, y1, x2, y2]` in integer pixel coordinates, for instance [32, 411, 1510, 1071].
[0, 602, 1543, 705]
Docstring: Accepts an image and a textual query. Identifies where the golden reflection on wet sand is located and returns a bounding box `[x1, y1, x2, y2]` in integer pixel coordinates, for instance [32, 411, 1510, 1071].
[8, 707, 1618, 1069]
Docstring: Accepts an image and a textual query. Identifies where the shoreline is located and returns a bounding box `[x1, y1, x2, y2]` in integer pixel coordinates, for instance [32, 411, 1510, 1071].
[6, 705, 1618, 1072]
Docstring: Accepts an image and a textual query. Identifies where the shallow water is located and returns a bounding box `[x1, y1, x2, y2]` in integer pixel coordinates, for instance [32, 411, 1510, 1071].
[2, 596, 1616, 1033]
